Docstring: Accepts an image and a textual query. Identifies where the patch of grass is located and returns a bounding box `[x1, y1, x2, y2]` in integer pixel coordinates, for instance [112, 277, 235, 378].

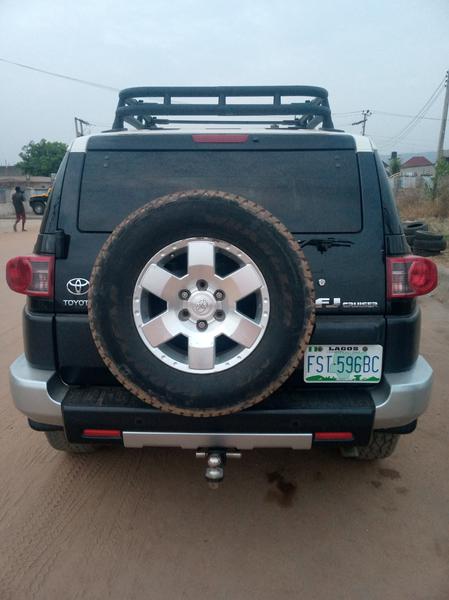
[396, 187, 449, 237]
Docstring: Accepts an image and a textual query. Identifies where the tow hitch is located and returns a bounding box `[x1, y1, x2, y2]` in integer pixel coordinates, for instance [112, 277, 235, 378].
[196, 449, 241, 488]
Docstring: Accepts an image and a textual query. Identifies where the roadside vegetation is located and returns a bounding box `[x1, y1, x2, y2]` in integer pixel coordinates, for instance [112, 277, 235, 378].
[395, 164, 449, 266]
[18, 139, 67, 177]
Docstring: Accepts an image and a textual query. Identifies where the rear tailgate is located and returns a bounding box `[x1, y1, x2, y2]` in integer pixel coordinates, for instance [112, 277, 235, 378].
[54, 135, 386, 383]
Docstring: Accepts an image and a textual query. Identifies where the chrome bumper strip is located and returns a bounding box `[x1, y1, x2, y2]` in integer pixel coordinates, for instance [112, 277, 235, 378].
[122, 431, 313, 450]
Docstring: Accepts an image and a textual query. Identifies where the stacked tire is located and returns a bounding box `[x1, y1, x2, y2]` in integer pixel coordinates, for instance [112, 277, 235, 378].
[402, 221, 447, 257]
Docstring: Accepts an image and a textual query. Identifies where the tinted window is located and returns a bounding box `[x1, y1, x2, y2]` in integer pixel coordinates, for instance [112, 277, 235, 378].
[79, 150, 361, 233]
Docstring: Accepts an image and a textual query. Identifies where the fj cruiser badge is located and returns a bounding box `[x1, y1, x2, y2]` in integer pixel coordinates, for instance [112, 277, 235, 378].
[315, 297, 378, 309]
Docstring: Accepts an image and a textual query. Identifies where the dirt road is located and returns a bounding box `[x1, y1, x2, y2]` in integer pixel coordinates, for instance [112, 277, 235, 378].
[0, 222, 448, 600]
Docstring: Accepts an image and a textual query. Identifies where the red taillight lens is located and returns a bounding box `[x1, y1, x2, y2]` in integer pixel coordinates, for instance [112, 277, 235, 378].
[387, 256, 438, 298]
[6, 255, 54, 297]
[315, 432, 354, 441]
[82, 429, 121, 439]
[192, 134, 249, 143]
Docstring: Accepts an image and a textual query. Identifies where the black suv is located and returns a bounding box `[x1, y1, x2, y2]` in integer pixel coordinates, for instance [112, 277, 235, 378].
[7, 86, 436, 482]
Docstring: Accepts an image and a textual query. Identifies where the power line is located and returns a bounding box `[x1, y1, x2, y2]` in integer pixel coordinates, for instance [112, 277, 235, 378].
[372, 110, 441, 121]
[0, 57, 119, 92]
[333, 111, 363, 116]
[378, 78, 445, 148]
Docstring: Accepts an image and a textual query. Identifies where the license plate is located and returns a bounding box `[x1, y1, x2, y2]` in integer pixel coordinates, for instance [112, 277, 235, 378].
[304, 345, 383, 383]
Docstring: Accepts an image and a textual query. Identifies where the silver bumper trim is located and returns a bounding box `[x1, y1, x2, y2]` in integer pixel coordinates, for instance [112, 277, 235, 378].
[373, 355, 433, 428]
[122, 431, 313, 450]
[9, 354, 67, 426]
[9, 353, 433, 432]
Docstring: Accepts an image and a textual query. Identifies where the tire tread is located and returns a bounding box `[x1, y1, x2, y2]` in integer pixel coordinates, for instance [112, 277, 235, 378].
[45, 431, 98, 454]
[356, 432, 399, 460]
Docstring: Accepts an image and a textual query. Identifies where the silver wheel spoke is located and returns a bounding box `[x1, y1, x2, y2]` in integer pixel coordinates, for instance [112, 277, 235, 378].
[188, 337, 216, 370]
[140, 313, 179, 347]
[187, 240, 215, 278]
[222, 264, 262, 301]
[140, 264, 182, 302]
[226, 313, 263, 347]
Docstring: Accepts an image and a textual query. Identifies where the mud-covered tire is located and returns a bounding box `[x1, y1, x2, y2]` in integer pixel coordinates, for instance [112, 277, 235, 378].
[355, 432, 400, 460]
[45, 431, 99, 454]
[89, 190, 315, 417]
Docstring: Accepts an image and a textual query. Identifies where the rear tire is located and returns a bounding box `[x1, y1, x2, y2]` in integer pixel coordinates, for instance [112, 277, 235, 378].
[45, 431, 99, 454]
[355, 432, 400, 460]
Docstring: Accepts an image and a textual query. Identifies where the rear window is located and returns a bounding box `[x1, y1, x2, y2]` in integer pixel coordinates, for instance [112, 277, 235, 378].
[78, 150, 361, 233]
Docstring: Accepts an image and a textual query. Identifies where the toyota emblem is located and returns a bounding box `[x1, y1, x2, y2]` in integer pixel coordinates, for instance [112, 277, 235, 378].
[67, 278, 89, 296]
[195, 298, 209, 314]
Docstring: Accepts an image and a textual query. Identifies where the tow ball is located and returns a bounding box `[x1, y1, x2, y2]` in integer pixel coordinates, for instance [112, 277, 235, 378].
[196, 449, 241, 487]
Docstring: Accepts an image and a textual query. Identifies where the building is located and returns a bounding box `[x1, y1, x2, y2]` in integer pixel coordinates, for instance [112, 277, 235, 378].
[400, 156, 435, 177]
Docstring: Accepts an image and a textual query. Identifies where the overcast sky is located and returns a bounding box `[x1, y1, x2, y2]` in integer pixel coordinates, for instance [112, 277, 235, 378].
[0, 0, 448, 164]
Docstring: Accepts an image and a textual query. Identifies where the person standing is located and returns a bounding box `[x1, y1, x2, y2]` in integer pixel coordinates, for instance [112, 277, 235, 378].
[12, 186, 26, 232]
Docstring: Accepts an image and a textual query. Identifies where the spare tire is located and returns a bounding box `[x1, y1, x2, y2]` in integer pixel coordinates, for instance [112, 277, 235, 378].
[89, 190, 315, 417]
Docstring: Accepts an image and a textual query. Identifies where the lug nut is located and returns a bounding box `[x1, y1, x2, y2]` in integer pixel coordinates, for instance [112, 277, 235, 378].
[197, 320, 208, 331]
[197, 279, 208, 290]
[179, 309, 190, 321]
[179, 289, 190, 300]
[214, 310, 225, 321]
[214, 289, 225, 301]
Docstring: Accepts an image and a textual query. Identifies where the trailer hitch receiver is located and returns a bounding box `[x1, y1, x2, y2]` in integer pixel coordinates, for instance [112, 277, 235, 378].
[196, 449, 241, 488]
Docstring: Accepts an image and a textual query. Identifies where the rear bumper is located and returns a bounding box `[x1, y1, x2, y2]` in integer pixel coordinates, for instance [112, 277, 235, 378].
[9, 353, 433, 448]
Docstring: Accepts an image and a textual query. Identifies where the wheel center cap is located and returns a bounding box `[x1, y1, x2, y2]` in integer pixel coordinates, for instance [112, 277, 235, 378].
[188, 291, 217, 319]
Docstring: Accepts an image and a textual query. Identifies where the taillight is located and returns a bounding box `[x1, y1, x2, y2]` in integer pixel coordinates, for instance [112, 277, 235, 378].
[6, 255, 54, 297]
[315, 432, 354, 441]
[82, 429, 122, 439]
[387, 255, 438, 298]
[192, 134, 249, 143]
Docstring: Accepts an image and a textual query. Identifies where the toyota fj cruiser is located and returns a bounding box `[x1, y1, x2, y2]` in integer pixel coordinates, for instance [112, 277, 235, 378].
[7, 86, 437, 483]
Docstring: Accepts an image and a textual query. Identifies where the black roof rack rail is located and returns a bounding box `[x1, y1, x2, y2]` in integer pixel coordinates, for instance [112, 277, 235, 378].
[112, 85, 334, 131]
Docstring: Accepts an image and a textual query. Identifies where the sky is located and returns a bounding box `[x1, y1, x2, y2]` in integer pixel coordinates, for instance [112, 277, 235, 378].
[0, 0, 448, 164]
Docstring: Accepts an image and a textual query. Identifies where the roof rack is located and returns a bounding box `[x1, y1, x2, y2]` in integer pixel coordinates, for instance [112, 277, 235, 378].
[112, 86, 334, 131]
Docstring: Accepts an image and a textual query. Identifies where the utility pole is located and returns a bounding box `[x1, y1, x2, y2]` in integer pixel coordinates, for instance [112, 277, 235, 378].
[436, 70, 449, 161]
[433, 71, 449, 199]
[74, 117, 90, 137]
[352, 110, 372, 135]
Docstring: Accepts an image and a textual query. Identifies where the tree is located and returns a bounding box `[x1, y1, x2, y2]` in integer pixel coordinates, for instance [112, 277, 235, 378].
[434, 157, 449, 179]
[389, 155, 401, 175]
[432, 157, 449, 212]
[18, 139, 68, 176]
